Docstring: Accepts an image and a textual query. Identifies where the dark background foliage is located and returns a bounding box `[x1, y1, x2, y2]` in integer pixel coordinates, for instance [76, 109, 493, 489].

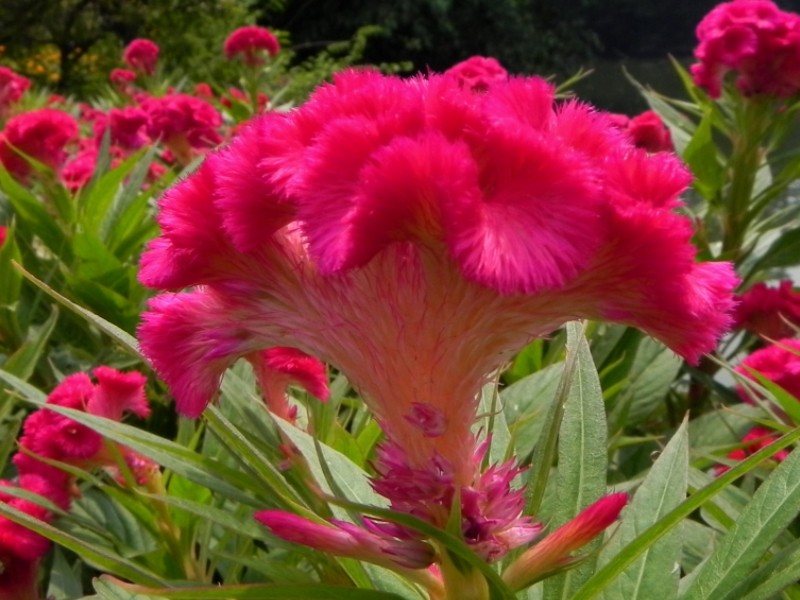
[3, 0, 800, 111]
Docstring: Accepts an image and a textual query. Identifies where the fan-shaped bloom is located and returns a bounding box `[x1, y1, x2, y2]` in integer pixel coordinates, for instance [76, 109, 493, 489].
[691, 0, 800, 98]
[0, 108, 78, 180]
[735, 338, 800, 402]
[444, 56, 508, 92]
[224, 25, 280, 65]
[123, 38, 159, 76]
[0, 66, 30, 118]
[138, 70, 736, 563]
[734, 280, 800, 339]
[142, 94, 222, 164]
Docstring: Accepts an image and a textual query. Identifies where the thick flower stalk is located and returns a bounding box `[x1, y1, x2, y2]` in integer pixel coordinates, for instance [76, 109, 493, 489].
[138, 69, 736, 581]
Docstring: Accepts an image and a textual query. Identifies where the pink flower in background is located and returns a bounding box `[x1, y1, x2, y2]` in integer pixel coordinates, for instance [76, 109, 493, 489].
[691, 0, 800, 98]
[715, 426, 789, 475]
[110, 68, 137, 96]
[0, 225, 6, 247]
[0, 66, 30, 117]
[142, 93, 222, 164]
[0, 108, 78, 180]
[93, 106, 149, 150]
[444, 55, 508, 92]
[138, 70, 736, 563]
[123, 38, 159, 76]
[626, 110, 674, 152]
[735, 338, 800, 402]
[61, 147, 99, 191]
[734, 280, 800, 339]
[194, 82, 214, 100]
[224, 25, 280, 65]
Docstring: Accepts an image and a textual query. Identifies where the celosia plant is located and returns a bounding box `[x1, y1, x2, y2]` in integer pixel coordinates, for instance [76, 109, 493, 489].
[122, 39, 160, 77]
[224, 25, 281, 66]
[137, 68, 736, 596]
[0, 108, 78, 181]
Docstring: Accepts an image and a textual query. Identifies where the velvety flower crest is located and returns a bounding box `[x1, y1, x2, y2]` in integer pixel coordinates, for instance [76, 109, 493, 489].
[138, 69, 736, 562]
[734, 280, 800, 339]
[735, 337, 800, 402]
[691, 0, 800, 97]
[0, 108, 78, 180]
[444, 56, 509, 92]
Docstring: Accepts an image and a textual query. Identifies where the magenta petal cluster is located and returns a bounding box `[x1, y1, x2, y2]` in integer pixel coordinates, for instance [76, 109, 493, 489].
[224, 25, 280, 65]
[138, 69, 736, 560]
[691, 0, 800, 98]
[123, 38, 159, 76]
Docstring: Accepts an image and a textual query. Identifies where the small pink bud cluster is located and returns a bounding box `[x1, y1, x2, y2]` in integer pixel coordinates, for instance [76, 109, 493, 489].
[0, 66, 30, 119]
[691, 0, 800, 98]
[734, 280, 800, 340]
[224, 26, 281, 66]
[735, 337, 800, 403]
[443, 56, 508, 92]
[610, 110, 675, 153]
[1, 367, 152, 599]
[122, 39, 159, 77]
[716, 426, 790, 475]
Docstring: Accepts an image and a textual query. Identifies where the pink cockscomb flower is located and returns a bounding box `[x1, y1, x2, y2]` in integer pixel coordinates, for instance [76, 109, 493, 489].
[93, 106, 149, 150]
[138, 70, 736, 564]
[123, 38, 159, 76]
[734, 280, 800, 339]
[0, 225, 6, 247]
[626, 110, 674, 153]
[0, 108, 78, 180]
[691, 0, 800, 98]
[142, 93, 222, 165]
[224, 25, 280, 66]
[0, 66, 30, 118]
[444, 56, 508, 92]
[735, 338, 800, 402]
[61, 147, 99, 191]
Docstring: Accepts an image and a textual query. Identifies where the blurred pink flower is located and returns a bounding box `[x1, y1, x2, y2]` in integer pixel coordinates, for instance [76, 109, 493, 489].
[123, 38, 159, 76]
[734, 280, 800, 339]
[0, 66, 30, 117]
[138, 69, 736, 561]
[691, 0, 800, 98]
[0, 108, 78, 180]
[93, 106, 149, 150]
[735, 337, 800, 402]
[0, 225, 6, 247]
[715, 425, 790, 475]
[224, 25, 280, 65]
[627, 110, 674, 152]
[142, 93, 222, 164]
[444, 55, 508, 92]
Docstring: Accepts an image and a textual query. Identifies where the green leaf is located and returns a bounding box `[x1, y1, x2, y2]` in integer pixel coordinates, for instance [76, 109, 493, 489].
[1, 305, 58, 379]
[680, 446, 800, 600]
[12, 261, 141, 357]
[544, 323, 608, 600]
[93, 576, 409, 599]
[0, 501, 167, 586]
[0, 166, 69, 256]
[722, 535, 800, 600]
[682, 110, 725, 200]
[749, 227, 800, 273]
[599, 418, 689, 600]
[570, 426, 800, 600]
[502, 362, 564, 459]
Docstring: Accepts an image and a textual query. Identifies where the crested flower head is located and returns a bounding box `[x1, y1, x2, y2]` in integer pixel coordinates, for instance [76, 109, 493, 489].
[734, 280, 800, 339]
[444, 56, 508, 92]
[691, 0, 800, 98]
[138, 69, 736, 559]
[224, 25, 280, 65]
[0, 108, 78, 180]
[123, 38, 159, 76]
[142, 93, 222, 164]
[625, 110, 674, 153]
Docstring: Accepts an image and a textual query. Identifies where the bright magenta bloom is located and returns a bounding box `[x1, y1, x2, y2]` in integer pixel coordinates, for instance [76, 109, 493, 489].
[735, 338, 800, 402]
[626, 110, 674, 153]
[444, 56, 508, 92]
[139, 70, 736, 561]
[0, 66, 30, 118]
[0, 108, 78, 180]
[142, 93, 222, 165]
[224, 25, 280, 65]
[734, 280, 800, 339]
[93, 107, 149, 150]
[691, 0, 800, 98]
[123, 38, 159, 76]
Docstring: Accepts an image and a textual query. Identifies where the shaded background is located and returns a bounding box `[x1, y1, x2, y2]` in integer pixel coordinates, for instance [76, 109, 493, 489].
[2, 0, 800, 112]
